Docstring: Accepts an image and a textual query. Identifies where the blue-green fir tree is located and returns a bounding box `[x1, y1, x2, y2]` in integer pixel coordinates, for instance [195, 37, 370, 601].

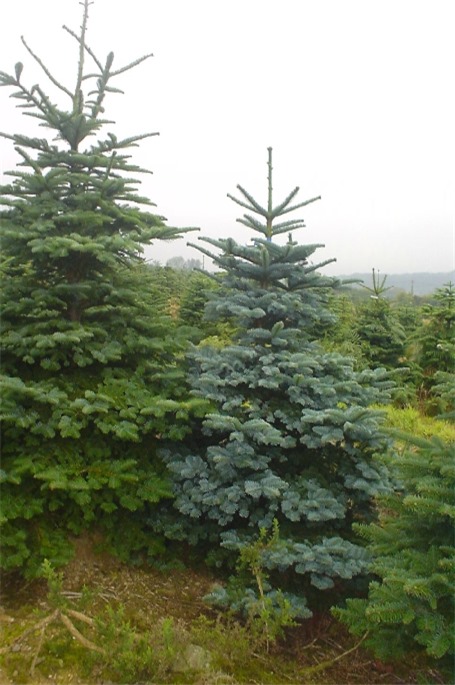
[0, 0, 203, 575]
[160, 149, 394, 615]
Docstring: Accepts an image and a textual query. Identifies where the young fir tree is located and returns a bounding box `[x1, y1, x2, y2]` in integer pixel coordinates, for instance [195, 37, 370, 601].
[160, 149, 393, 615]
[334, 433, 455, 672]
[414, 282, 455, 413]
[0, 0, 202, 575]
[355, 269, 407, 370]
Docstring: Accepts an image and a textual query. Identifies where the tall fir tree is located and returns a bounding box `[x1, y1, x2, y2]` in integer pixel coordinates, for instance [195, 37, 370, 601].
[0, 0, 203, 575]
[160, 149, 394, 614]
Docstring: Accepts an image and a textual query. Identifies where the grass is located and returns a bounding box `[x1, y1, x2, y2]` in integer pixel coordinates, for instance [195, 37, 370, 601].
[0, 534, 450, 684]
[378, 404, 455, 442]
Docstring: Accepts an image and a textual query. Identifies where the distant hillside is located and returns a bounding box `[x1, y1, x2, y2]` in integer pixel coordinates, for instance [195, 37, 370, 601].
[336, 271, 454, 296]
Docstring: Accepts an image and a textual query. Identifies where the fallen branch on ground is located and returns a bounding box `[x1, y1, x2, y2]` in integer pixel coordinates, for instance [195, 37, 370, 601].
[0, 607, 105, 676]
[299, 631, 369, 676]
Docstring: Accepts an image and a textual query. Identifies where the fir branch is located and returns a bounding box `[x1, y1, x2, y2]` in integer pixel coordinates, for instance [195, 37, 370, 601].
[0, 74, 51, 121]
[110, 53, 154, 77]
[277, 195, 322, 217]
[15, 147, 43, 175]
[236, 216, 267, 232]
[252, 238, 293, 257]
[104, 151, 117, 180]
[237, 214, 266, 231]
[0, 133, 54, 152]
[87, 84, 124, 97]
[21, 111, 52, 124]
[31, 84, 63, 124]
[228, 185, 268, 216]
[87, 52, 114, 119]
[0, 69, 19, 87]
[186, 240, 226, 266]
[227, 193, 259, 213]
[90, 132, 159, 154]
[20, 36, 72, 99]
[270, 186, 300, 216]
[63, 25, 103, 72]
[302, 258, 337, 275]
[110, 132, 160, 148]
[271, 222, 307, 236]
[271, 218, 307, 232]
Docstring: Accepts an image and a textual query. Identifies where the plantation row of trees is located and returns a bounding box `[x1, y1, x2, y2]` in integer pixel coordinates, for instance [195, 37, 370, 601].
[1, 0, 453, 676]
[149, 262, 455, 414]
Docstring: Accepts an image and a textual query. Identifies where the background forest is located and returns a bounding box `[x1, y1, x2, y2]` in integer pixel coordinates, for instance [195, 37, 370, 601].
[0, 2, 454, 683]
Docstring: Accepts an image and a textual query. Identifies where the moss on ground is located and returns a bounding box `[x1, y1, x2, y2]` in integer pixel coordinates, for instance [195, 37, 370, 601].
[0, 533, 450, 684]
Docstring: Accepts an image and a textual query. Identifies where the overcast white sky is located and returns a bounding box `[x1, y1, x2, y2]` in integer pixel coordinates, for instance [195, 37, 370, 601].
[1, 0, 454, 275]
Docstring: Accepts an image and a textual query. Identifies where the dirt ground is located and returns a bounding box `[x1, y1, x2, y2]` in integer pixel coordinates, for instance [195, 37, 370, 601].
[2, 533, 217, 617]
[0, 534, 450, 685]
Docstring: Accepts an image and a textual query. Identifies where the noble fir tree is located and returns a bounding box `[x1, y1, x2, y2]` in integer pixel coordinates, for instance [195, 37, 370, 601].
[160, 149, 394, 615]
[414, 282, 455, 413]
[0, 0, 202, 575]
[351, 269, 413, 405]
[355, 269, 407, 370]
[334, 432, 455, 673]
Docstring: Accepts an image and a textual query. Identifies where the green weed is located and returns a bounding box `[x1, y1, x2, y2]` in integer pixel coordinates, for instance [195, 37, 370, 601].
[379, 405, 455, 442]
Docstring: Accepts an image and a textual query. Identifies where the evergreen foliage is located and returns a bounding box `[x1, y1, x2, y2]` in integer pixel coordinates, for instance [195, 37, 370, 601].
[140, 264, 225, 341]
[393, 294, 422, 338]
[178, 270, 220, 331]
[142, 262, 195, 322]
[334, 433, 455, 667]
[0, 0, 203, 575]
[160, 149, 394, 612]
[414, 282, 455, 413]
[355, 270, 407, 370]
[321, 292, 365, 365]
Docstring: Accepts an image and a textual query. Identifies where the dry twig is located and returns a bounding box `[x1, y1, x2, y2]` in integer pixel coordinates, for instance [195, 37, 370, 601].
[1, 607, 105, 675]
